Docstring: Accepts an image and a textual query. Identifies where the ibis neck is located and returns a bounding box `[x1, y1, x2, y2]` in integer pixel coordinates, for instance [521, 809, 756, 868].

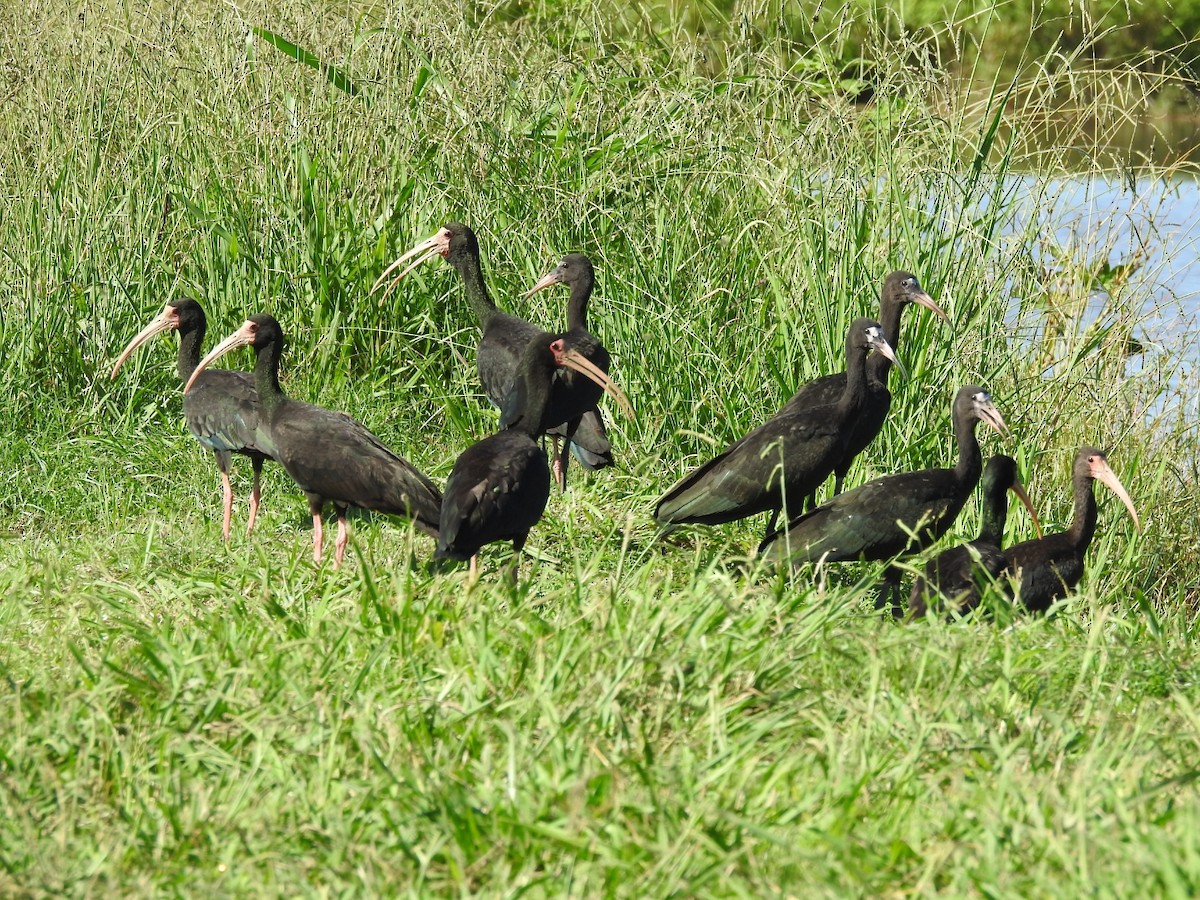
[511, 361, 557, 437]
[566, 278, 593, 331]
[838, 342, 870, 415]
[450, 249, 499, 328]
[952, 415, 983, 487]
[252, 339, 286, 414]
[977, 482, 1008, 546]
[1066, 474, 1099, 551]
[176, 325, 205, 382]
[868, 298, 903, 384]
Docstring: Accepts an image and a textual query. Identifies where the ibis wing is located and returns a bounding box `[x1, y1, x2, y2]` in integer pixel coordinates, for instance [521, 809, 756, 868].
[655, 411, 845, 526]
[184, 369, 276, 459]
[272, 404, 441, 530]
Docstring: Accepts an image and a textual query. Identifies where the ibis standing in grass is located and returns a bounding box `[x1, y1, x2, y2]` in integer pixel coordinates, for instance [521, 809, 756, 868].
[524, 252, 614, 487]
[655, 318, 902, 541]
[785, 271, 949, 508]
[185, 314, 442, 569]
[758, 386, 1008, 611]
[110, 298, 276, 541]
[1003, 446, 1140, 612]
[371, 224, 630, 484]
[908, 454, 1042, 618]
[437, 331, 634, 581]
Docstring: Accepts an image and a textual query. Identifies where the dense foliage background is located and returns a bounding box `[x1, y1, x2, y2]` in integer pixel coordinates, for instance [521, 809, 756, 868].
[1, 1, 1198, 895]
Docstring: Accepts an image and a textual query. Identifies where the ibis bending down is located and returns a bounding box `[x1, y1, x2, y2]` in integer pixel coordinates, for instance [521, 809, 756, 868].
[908, 454, 1042, 618]
[524, 253, 614, 487]
[437, 332, 633, 580]
[655, 318, 901, 541]
[371, 224, 630, 478]
[785, 271, 948, 508]
[110, 298, 275, 541]
[1004, 446, 1140, 612]
[758, 386, 1008, 609]
[185, 314, 442, 569]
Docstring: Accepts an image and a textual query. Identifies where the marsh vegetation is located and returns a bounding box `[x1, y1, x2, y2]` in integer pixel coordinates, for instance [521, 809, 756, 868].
[1, 1, 1199, 894]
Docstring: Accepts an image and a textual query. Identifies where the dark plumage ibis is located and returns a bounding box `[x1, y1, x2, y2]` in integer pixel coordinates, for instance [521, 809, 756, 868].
[759, 387, 1009, 607]
[524, 252, 614, 487]
[371, 224, 632, 443]
[437, 332, 633, 580]
[184, 314, 442, 569]
[110, 298, 275, 542]
[786, 271, 948, 508]
[1004, 446, 1140, 612]
[908, 454, 1042, 618]
[655, 318, 901, 540]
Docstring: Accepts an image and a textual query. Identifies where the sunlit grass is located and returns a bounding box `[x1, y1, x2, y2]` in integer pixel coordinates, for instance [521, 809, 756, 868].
[0, 1, 1198, 894]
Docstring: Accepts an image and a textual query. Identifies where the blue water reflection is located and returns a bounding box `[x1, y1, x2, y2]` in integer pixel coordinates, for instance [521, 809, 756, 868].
[1002, 175, 1200, 426]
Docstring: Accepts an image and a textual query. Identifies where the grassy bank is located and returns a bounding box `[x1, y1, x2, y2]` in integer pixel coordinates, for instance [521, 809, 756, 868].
[1, 1, 1198, 894]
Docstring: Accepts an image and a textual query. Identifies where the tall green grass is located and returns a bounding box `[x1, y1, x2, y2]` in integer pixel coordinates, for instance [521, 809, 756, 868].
[1, 1, 1197, 894]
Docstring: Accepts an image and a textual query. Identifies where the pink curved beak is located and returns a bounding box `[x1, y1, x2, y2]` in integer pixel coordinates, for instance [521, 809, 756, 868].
[370, 227, 453, 303]
[184, 320, 257, 394]
[110, 303, 179, 379]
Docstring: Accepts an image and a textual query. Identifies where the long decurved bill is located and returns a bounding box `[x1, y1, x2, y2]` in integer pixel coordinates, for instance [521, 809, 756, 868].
[370, 227, 453, 302]
[1008, 477, 1043, 539]
[869, 332, 907, 381]
[913, 289, 950, 324]
[110, 304, 178, 379]
[184, 321, 256, 394]
[555, 345, 635, 421]
[522, 266, 565, 299]
[1090, 457, 1141, 532]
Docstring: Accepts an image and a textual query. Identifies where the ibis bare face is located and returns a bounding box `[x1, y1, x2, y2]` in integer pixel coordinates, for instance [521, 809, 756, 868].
[370, 227, 454, 301]
[184, 320, 259, 394]
[110, 303, 180, 379]
[1087, 452, 1141, 532]
[864, 325, 905, 380]
[551, 340, 634, 421]
[970, 390, 1009, 438]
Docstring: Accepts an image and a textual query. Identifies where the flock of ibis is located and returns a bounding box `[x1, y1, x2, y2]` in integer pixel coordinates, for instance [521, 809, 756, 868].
[110, 221, 1141, 616]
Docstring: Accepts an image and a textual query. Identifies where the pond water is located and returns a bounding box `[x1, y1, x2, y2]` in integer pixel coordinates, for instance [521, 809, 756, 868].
[1002, 173, 1200, 428]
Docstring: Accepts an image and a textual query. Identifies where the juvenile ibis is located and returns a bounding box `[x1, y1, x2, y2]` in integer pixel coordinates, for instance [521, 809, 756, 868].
[758, 386, 1008, 609]
[908, 454, 1042, 618]
[1003, 446, 1140, 612]
[371, 224, 631, 454]
[437, 331, 633, 580]
[110, 298, 275, 541]
[184, 314, 442, 569]
[786, 271, 948, 507]
[655, 318, 901, 541]
[524, 252, 614, 486]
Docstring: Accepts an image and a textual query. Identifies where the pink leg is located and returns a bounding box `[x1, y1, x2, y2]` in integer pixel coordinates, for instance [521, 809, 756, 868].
[247, 469, 262, 535]
[220, 471, 234, 542]
[551, 437, 564, 490]
[468, 555, 478, 583]
[312, 513, 324, 565]
[333, 511, 349, 570]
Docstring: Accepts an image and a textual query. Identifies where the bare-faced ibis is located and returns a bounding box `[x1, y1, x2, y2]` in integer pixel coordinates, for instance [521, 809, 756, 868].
[371, 224, 631, 460]
[786, 271, 948, 508]
[758, 386, 1008, 608]
[655, 318, 901, 541]
[908, 454, 1042, 618]
[524, 252, 614, 486]
[184, 314, 442, 569]
[110, 298, 275, 542]
[438, 331, 633, 580]
[1003, 446, 1140, 612]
